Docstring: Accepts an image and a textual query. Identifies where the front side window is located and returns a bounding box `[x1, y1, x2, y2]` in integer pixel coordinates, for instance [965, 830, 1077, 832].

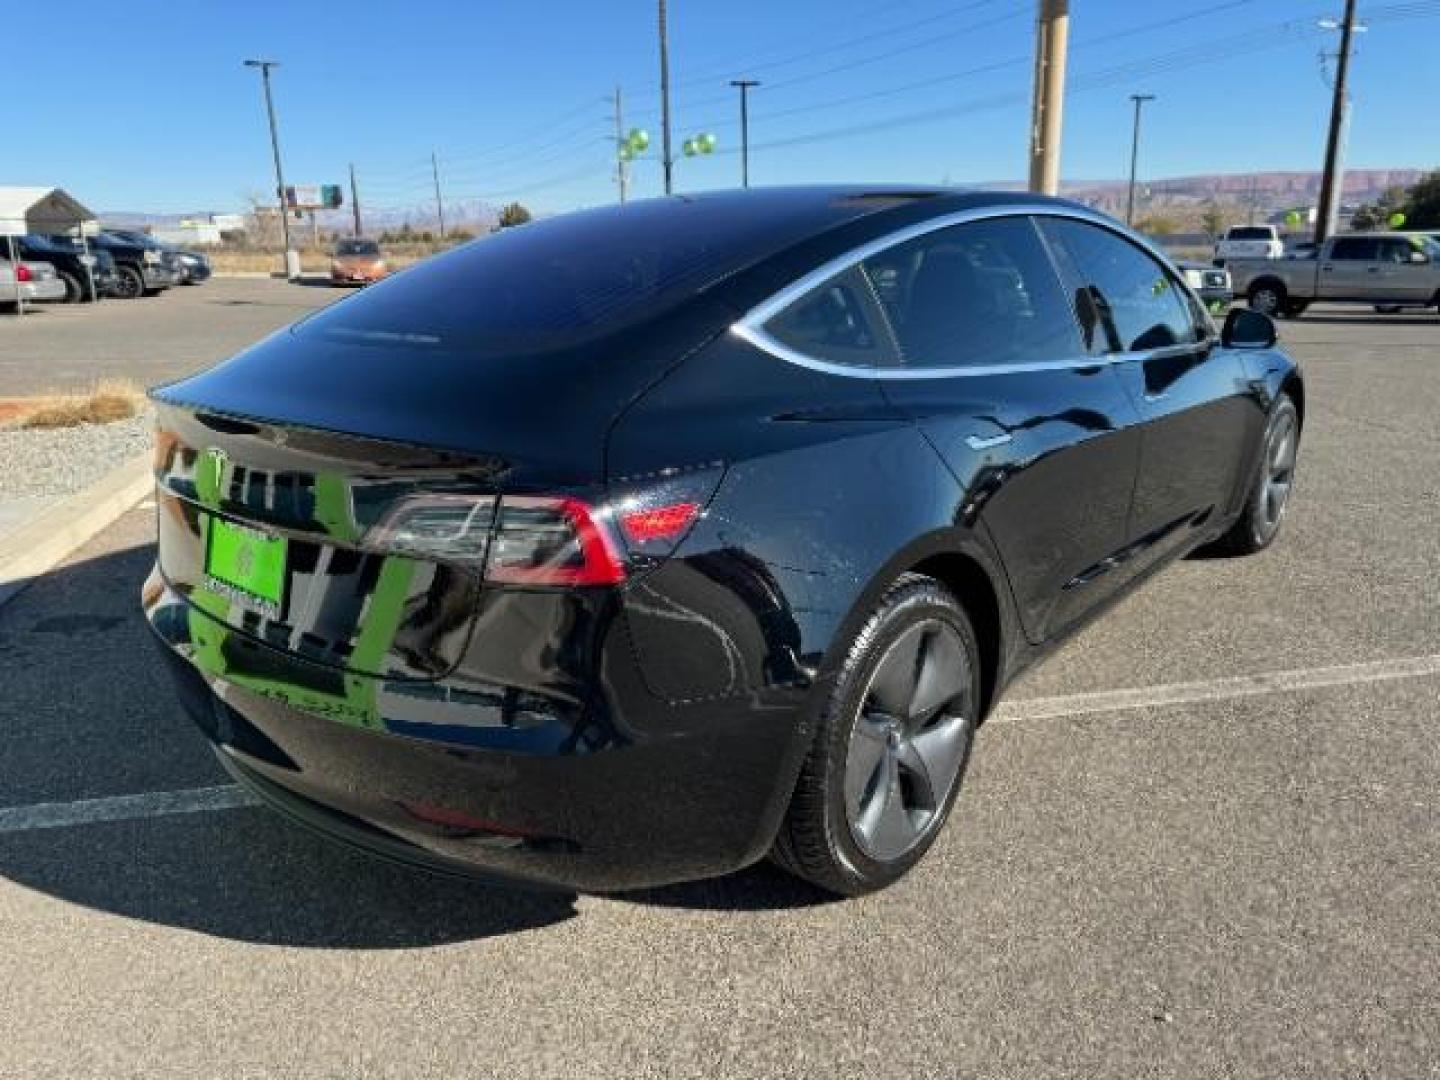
[1377, 239, 1416, 264]
[1040, 218, 1198, 352]
[857, 216, 1082, 369]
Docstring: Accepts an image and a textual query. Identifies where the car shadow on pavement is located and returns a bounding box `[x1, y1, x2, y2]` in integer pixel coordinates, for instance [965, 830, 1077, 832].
[0, 539, 832, 946]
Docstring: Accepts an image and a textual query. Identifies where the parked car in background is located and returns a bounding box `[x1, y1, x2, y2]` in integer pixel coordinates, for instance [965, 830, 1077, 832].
[1230, 231, 1440, 318]
[1178, 260, 1232, 313]
[104, 230, 211, 284]
[11, 234, 117, 302]
[1, 257, 66, 309]
[1214, 224, 1284, 264]
[329, 238, 389, 285]
[81, 232, 178, 298]
[144, 188, 1304, 896]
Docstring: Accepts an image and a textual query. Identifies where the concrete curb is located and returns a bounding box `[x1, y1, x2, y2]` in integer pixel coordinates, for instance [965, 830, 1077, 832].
[0, 453, 152, 610]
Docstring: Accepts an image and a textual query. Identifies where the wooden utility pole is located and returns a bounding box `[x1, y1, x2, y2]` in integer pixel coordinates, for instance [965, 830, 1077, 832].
[1027, 0, 1070, 195]
[1315, 0, 1359, 244]
[658, 0, 674, 195]
[349, 162, 362, 237]
[1125, 94, 1155, 226]
[730, 79, 760, 188]
[614, 85, 629, 203]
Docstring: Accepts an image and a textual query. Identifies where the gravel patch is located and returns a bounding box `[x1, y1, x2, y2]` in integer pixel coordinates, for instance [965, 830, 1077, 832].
[0, 407, 153, 509]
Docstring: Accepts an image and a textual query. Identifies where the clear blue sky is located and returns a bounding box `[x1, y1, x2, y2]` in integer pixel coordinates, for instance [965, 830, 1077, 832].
[10, 0, 1439, 215]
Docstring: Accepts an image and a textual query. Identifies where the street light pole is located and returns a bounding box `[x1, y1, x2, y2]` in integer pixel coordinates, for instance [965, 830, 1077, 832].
[729, 79, 760, 188]
[1316, 0, 1360, 244]
[1125, 93, 1155, 226]
[243, 59, 297, 280]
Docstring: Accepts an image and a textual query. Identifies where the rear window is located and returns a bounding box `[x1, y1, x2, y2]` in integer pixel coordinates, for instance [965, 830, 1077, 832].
[1228, 227, 1274, 241]
[296, 192, 880, 355]
[336, 240, 380, 256]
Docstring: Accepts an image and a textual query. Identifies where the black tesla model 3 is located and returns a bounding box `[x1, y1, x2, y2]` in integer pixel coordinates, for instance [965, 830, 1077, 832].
[144, 187, 1302, 895]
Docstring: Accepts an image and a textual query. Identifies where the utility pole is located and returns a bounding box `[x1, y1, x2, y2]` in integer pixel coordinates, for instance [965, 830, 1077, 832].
[349, 162, 362, 237]
[431, 151, 446, 238]
[613, 85, 630, 203]
[1027, 0, 1070, 195]
[1316, 0, 1362, 243]
[658, 0, 674, 195]
[1125, 94, 1155, 226]
[243, 58, 297, 279]
[730, 79, 760, 188]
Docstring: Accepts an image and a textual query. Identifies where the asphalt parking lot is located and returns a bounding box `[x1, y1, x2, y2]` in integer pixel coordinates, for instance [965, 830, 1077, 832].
[0, 283, 1437, 1077]
[0, 277, 335, 396]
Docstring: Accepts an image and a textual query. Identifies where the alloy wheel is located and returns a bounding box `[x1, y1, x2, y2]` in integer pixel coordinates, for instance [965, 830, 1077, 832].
[1260, 408, 1297, 535]
[1251, 287, 1281, 316]
[844, 619, 973, 862]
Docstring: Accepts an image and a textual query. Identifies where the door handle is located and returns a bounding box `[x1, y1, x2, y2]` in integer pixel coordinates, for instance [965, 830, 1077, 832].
[1367, 266, 1380, 273]
[1322, 264, 1334, 272]
[965, 432, 1012, 450]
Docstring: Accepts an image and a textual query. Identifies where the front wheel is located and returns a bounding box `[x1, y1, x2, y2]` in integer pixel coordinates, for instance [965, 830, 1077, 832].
[1213, 395, 1299, 556]
[771, 574, 980, 896]
[112, 265, 144, 299]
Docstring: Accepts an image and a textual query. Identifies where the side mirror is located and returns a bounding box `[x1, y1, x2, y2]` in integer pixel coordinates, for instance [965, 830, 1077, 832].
[1221, 307, 1277, 349]
[1410, 250, 1430, 264]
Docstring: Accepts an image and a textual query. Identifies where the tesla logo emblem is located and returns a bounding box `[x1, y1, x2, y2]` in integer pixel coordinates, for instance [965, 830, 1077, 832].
[202, 447, 228, 492]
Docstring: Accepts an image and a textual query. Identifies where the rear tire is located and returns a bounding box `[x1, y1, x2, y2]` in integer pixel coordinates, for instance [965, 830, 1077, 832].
[1212, 395, 1299, 556]
[771, 574, 980, 896]
[1248, 281, 1286, 317]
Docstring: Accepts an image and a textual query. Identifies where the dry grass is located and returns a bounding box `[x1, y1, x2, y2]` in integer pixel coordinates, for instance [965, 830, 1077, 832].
[14, 380, 146, 430]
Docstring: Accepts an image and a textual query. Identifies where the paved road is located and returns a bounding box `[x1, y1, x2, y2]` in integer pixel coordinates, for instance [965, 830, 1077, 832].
[0, 302, 1437, 1077]
[0, 277, 335, 397]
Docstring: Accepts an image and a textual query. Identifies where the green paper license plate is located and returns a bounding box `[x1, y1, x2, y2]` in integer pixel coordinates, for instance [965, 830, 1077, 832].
[204, 516, 288, 618]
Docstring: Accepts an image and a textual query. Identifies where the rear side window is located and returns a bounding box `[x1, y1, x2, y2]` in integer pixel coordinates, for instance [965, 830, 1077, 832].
[764, 267, 887, 367]
[295, 192, 880, 356]
[1228, 227, 1274, 241]
[1329, 237, 1377, 261]
[1040, 218, 1198, 352]
[858, 216, 1081, 369]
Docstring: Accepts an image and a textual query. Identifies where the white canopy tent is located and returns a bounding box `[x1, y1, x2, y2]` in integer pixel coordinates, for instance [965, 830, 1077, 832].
[0, 187, 99, 313]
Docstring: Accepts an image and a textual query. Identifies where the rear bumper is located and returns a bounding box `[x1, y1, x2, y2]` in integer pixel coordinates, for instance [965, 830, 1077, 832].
[18, 279, 67, 302]
[143, 563, 811, 892]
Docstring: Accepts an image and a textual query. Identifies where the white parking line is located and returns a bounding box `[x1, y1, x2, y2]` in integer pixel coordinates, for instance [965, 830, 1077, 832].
[0, 784, 257, 836]
[0, 655, 1437, 839]
[992, 653, 1440, 724]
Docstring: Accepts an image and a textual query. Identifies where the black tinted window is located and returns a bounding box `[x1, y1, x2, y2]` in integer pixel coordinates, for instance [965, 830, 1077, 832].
[765, 267, 885, 366]
[859, 216, 1081, 368]
[1229, 227, 1273, 241]
[1041, 218, 1196, 352]
[296, 191, 879, 355]
[1329, 237, 1377, 261]
[336, 240, 381, 256]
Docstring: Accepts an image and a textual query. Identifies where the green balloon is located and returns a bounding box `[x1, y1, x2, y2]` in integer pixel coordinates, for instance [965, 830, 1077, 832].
[1388, 212, 1407, 229]
[1284, 210, 1302, 228]
[698, 132, 717, 153]
[627, 128, 650, 152]
[683, 138, 699, 157]
[618, 145, 634, 162]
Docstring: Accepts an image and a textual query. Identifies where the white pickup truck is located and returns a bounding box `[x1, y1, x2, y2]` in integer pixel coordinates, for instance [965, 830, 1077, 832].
[1214, 224, 1285, 264]
[1227, 232, 1440, 318]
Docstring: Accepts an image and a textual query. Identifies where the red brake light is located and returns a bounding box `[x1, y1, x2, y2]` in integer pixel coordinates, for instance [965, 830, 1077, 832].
[486, 496, 627, 587]
[16, 264, 32, 283]
[619, 501, 701, 545]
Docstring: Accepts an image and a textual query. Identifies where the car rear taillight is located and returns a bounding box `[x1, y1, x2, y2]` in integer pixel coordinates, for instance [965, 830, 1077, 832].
[487, 497, 626, 586]
[360, 466, 724, 588]
[16, 265, 32, 283]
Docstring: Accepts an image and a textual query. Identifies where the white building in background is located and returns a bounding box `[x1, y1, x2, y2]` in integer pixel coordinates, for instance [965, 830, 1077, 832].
[151, 213, 247, 247]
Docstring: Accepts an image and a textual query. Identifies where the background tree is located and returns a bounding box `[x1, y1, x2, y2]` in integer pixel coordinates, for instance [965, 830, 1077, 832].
[1402, 168, 1440, 228]
[1136, 213, 1177, 237]
[1200, 200, 1230, 239]
[495, 202, 533, 229]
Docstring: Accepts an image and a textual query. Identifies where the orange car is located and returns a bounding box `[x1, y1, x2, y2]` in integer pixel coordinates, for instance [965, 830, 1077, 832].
[329, 238, 389, 285]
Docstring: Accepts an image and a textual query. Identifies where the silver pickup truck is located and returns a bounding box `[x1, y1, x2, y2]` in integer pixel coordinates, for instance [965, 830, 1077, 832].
[1228, 231, 1440, 318]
